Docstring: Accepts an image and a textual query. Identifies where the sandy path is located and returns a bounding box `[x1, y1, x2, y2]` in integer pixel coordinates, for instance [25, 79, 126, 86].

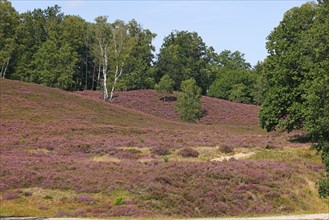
[210, 152, 255, 162]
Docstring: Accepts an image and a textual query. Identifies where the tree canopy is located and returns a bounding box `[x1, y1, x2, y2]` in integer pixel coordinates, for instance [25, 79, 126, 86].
[260, 1, 329, 197]
[155, 30, 215, 94]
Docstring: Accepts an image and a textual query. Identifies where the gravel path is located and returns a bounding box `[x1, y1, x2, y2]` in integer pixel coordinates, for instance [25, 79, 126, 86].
[1, 213, 328, 220]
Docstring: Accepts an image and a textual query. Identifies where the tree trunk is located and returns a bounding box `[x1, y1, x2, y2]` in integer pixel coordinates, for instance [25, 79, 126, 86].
[103, 51, 108, 100]
[97, 64, 101, 89]
[109, 65, 123, 102]
[1, 58, 10, 79]
[92, 64, 96, 90]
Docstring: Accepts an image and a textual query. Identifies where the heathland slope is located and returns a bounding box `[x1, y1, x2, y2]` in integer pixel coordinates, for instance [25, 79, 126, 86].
[0, 79, 328, 218]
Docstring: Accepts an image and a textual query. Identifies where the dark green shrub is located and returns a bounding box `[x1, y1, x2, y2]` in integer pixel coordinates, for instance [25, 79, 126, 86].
[43, 195, 53, 200]
[318, 176, 329, 198]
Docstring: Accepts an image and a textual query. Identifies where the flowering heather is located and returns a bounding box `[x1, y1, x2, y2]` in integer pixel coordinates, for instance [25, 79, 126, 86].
[178, 147, 199, 158]
[2, 192, 19, 200]
[0, 79, 327, 217]
[0, 148, 326, 217]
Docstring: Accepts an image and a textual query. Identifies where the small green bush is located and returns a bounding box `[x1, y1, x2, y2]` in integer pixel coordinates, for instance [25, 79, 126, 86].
[176, 78, 202, 123]
[114, 196, 125, 205]
[318, 177, 329, 198]
[155, 74, 174, 101]
[43, 195, 53, 200]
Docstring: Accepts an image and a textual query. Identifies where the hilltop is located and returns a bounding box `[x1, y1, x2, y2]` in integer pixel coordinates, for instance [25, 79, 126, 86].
[0, 79, 328, 218]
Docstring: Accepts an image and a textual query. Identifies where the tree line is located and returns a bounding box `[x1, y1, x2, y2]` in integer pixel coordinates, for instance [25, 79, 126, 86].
[0, 0, 263, 104]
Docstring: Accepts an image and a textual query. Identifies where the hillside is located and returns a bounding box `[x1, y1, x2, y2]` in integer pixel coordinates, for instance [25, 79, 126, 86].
[0, 79, 328, 218]
[77, 89, 259, 127]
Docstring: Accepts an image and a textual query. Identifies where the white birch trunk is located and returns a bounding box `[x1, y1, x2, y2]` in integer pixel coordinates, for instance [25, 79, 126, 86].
[1, 58, 9, 79]
[97, 64, 101, 87]
[103, 51, 108, 100]
[109, 64, 123, 102]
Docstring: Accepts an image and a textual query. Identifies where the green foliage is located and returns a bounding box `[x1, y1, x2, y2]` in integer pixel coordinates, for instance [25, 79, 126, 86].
[318, 177, 329, 198]
[208, 68, 257, 103]
[163, 155, 169, 163]
[43, 195, 53, 200]
[122, 20, 156, 90]
[176, 78, 202, 123]
[114, 196, 124, 205]
[207, 50, 261, 104]
[260, 1, 329, 196]
[155, 30, 215, 94]
[31, 40, 78, 89]
[154, 74, 174, 100]
[5, 4, 155, 92]
[0, 0, 19, 78]
[215, 50, 251, 70]
[260, 2, 317, 132]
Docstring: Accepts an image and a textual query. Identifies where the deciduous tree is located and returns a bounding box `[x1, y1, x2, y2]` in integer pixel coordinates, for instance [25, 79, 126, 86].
[92, 16, 112, 100]
[0, 0, 19, 78]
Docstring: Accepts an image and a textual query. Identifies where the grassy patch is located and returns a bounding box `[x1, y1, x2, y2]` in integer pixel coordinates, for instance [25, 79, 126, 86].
[92, 155, 121, 163]
[250, 147, 322, 164]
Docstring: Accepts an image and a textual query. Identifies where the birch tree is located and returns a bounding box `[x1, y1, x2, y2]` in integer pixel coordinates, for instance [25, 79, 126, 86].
[0, 0, 19, 78]
[93, 16, 112, 100]
[108, 20, 136, 102]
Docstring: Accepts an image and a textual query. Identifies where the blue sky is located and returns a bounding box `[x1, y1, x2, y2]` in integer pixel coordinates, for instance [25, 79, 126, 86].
[11, 0, 308, 66]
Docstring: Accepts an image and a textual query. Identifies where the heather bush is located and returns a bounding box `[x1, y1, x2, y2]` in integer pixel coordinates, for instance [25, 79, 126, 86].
[2, 191, 19, 200]
[218, 145, 234, 154]
[74, 208, 87, 217]
[264, 141, 277, 149]
[39, 205, 49, 210]
[76, 194, 94, 204]
[110, 205, 148, 217]
[0, 183, 8, 191]
[115, 151, 139, 160]
[151, 146, 171, 156]
[23, 191, 33, 197]
[178, 147, 199, 158]
[124, 148, 142, 154]
[72, 144, 91, 153]
[56, 209, 73, 217]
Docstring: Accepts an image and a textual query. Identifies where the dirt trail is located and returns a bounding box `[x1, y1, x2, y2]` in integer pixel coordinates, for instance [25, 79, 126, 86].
[211, 152, 255, 162]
